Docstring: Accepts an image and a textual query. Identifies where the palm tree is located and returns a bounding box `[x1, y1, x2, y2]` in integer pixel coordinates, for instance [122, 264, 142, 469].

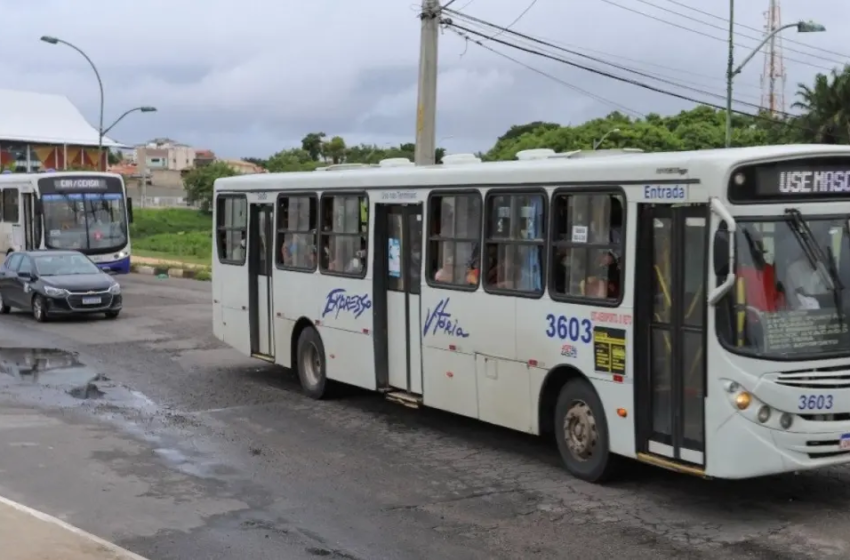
[793, 65, 850, 144]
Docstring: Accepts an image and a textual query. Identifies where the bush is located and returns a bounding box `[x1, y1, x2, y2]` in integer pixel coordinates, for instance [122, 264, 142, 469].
[133, 231, 212, 258]
[194, 269, 212, 281]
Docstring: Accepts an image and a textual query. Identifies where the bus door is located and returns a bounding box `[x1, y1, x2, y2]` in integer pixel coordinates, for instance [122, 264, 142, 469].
[635, 203, 708, 468]
[373, 203, 423, 395]
[248, 202, 275, 358]
[21, 193, 34, 249]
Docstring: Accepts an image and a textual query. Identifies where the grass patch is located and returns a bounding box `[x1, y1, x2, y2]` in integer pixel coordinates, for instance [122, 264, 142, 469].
[131, 208, 212, 264]
[130, 208, 211, 238]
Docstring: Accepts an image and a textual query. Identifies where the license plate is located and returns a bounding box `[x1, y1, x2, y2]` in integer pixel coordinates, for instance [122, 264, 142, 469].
[82, 297, 102, 305]
[840, 434, 850, 450]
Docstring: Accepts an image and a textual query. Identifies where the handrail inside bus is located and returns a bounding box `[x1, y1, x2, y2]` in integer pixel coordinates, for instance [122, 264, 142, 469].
[708, 197, 737, 306]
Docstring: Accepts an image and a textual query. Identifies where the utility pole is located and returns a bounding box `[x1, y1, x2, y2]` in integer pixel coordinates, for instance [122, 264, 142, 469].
[724, 0, 735, 148]
[414, 0, 440, 166]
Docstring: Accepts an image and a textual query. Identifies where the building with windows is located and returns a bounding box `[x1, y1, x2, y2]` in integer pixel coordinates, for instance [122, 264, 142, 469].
[133, 138, 195, 171]
[0, 88, 124, 172]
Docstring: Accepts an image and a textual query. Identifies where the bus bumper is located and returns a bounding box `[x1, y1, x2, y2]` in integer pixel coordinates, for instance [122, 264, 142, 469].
[95, 255, 131, 275]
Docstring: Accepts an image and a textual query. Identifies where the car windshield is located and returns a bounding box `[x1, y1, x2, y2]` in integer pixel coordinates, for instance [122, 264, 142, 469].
[34, 254, 100, 276]
[718, 216, 850, 359]
[42, 193, 128, 251]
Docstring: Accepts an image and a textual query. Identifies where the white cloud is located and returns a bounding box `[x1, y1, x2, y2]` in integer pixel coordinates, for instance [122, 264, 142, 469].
[0, 0, 847, 157]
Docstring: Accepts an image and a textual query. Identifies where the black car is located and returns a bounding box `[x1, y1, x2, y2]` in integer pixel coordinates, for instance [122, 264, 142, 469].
[0, 250, 122, 322]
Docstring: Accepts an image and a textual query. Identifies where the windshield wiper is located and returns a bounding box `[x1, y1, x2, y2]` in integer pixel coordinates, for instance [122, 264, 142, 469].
[784, 209, 841, 291]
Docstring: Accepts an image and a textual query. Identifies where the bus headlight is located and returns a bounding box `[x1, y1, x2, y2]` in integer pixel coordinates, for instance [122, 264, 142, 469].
[757, 405, 771, 423]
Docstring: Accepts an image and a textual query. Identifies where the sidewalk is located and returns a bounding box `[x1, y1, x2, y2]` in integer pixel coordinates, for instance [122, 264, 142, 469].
[0, 497, 147, 560]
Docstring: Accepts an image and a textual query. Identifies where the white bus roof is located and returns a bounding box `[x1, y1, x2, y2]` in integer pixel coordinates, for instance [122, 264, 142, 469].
[214, 144, 850, 194]
[0, 171, 124, 185]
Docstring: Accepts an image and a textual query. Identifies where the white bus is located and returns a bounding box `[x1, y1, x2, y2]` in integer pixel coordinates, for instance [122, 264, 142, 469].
[0, 171, 133, 273]
[211, 144, 850, 482]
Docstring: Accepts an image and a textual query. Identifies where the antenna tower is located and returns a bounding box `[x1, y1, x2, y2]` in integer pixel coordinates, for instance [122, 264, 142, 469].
[760, 0, 787, 115]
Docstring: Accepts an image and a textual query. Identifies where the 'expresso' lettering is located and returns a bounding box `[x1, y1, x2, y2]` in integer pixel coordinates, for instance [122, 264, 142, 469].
[322, 288, 372, 319]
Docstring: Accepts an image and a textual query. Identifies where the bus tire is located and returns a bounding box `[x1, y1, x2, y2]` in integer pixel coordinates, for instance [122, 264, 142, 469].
[296, 327, 329, 400]
[554, 378, 619, 483]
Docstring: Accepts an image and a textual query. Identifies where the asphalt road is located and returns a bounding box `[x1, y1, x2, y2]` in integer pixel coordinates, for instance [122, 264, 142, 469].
[0, 274, 849, 560]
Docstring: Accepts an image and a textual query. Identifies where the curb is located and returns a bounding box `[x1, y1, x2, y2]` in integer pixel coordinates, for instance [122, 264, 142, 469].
[0, 495, 148, 560]
[129, 262, 211, 281]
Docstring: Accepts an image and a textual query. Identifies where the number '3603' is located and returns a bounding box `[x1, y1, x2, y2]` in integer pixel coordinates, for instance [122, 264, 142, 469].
[546, 314, 592, 343]
[798, 394, 833, 411]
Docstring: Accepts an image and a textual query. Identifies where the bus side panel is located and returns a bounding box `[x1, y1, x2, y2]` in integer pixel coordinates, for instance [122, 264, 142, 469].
[272, 269, 315, 369]
[312, 275, 376, 391]
[218, 262, 251, 356]
[520, 296, 637, 457]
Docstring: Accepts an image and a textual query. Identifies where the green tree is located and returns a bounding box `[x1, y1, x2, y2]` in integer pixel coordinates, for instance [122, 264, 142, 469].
[325, 135, 347, 164]
[301, 132, 326, 161]
[183, 161, 237, 212]
[266, 148, 319, 172]
[793, 65, 850, 143]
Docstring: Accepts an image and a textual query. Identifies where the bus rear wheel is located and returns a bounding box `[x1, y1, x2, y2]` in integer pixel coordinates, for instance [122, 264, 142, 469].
[296, 327, 329, 400]
[554, 379, 619, 483]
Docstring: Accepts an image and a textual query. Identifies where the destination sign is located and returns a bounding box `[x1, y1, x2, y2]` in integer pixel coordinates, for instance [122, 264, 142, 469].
[730, 157, 850, 202]
[37, 176, 122, 194]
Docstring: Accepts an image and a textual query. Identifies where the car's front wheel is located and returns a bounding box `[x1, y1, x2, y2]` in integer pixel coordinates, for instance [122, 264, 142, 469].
[32, 295, 48, 323]
[0, 291, 10, 314]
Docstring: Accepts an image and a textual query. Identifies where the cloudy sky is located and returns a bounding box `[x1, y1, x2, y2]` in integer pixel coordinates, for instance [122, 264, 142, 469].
[1, 0, 848, 158]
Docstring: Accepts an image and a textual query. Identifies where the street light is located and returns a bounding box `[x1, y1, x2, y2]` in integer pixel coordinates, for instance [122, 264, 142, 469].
[40, 35, 105, 169]
[725, 17, 825, 147]
[593, 128, 620, 150]
[102, 106, 157, 137]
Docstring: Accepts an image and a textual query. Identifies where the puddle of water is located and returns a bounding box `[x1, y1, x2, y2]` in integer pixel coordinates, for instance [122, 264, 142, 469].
[0, 348, 94, 386]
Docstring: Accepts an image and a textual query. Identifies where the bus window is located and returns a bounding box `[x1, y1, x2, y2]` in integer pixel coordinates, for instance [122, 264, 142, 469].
[484, 192, 545, 295]
[550, 192, 623, 301]
[320, 194, 368, 276]
[427, 192, 482, 287]
[216, 195, 248, 265]
[276, 195, 317, 271]
[2, 189, 18, 223]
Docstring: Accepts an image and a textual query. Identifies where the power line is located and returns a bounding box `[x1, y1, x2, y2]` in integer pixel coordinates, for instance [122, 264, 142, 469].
[443, 19, 815, 135]
[658, 0, 850, 60]
[594, 0, 834, 72]
[445, 9, 781, 114]
[484, 0, 539, 41]
[630, 0, 846, 67]
[446, 26, 646, 118]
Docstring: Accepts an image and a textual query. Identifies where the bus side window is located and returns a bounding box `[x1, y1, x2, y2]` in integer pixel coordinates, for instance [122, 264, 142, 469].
[3, 188, 18, 223]
[319, 193, 368, 276]
[216, 195, 248, 265]
[550, 192, 624, 301]
[427, 192, 482, 287]
[277, 194, 317, 271]
[483, 191, 545, 295]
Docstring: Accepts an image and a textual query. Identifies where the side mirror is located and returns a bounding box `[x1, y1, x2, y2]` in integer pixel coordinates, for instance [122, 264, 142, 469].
[17, 271, 32, 280]
[713, 224, 730, 277]
[127, 198, 134, 223]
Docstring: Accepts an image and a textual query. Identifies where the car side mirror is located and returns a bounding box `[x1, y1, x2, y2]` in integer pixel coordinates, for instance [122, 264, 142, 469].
[18, 271, 32, 280]
[127, 198, 134, 223]
[713, 225, 730, 277]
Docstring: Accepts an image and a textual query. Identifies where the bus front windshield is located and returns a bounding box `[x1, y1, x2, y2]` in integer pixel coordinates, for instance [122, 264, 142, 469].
[42, 193, 128, 252]
[719, 215, 850, 359]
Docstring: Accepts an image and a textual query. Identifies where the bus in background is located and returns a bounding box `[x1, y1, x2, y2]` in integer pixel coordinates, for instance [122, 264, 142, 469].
[211, 144, 850, 483]
[0, 172, 133, 274]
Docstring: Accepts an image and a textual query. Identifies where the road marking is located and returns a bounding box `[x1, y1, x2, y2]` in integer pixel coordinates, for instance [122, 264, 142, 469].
[0, 494, 149, 560]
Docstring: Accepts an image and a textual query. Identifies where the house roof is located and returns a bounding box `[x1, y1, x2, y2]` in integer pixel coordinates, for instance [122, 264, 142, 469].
[0, 88, 125, 148]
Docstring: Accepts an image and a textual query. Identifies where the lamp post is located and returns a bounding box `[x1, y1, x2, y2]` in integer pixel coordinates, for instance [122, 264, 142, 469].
[40, 35, 106, 169]
[593, 128, 620, 150]
[724, 17, 825, 147]
[102, 106, 157, 137]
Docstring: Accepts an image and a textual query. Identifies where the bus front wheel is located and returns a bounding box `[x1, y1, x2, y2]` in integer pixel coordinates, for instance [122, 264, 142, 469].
[554, 379, 620, 483]
[296, 327, 329, 400]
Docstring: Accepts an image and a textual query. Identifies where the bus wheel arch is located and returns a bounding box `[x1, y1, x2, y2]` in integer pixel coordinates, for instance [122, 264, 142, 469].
[539, 365, 620, 483]
[290, 317, 314, 371]
[292, 319, 331, 400]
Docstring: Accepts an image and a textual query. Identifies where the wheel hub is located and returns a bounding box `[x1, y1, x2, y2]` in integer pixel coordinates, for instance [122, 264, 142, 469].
[563, 400, 597, 462]
[302, 342, 321, 386]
